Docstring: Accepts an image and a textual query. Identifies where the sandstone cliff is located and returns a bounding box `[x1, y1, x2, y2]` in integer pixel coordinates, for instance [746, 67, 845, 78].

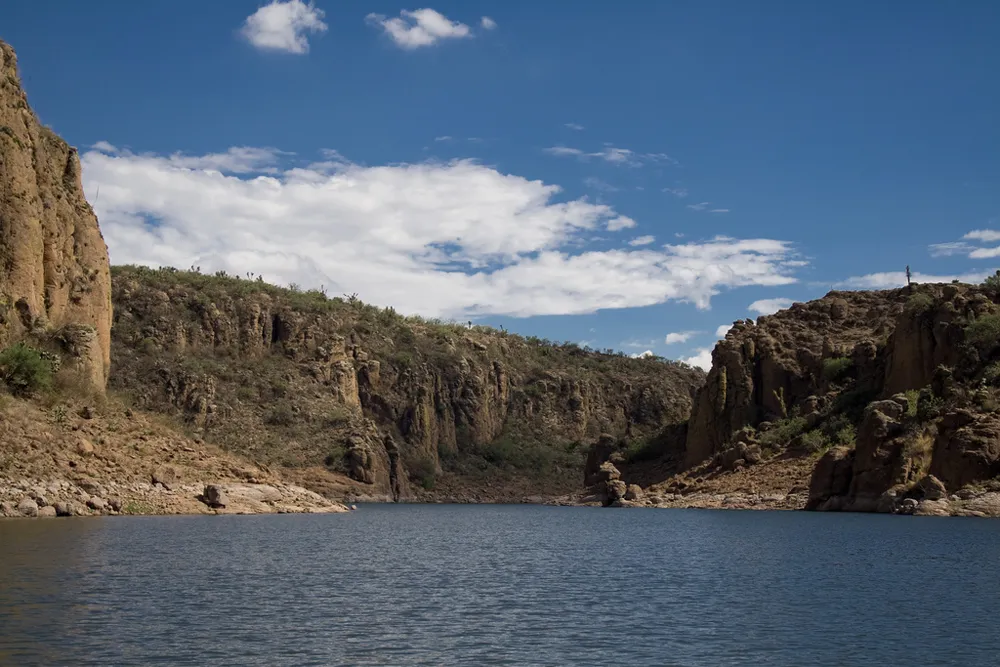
[108, 265, 705, 501]
[0, 40, 112, 390]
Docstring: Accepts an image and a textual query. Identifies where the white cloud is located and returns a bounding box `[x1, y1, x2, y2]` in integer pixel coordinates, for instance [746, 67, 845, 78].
[605, 216, 636, 231]
[583, 177, 619, 192]
[480, 16, 497, 30]
[681, 348, 713, 371]
[715, 324, 732, 338]
[544, 145, 672, 167]
[240, 0, 327, 54]
[835, 269, 994, 289]
[434, 135, 453, 142]
[628, 235, 655, 246]
[565, 123, 585, 131]
[82, 145, 804, 319]
[663, 187, 688, 198]
[664, 331, 698, 345]
[928, 241, 974, 257]
[971, 247, 1000, 259]
[964, 229, 1000, 242]
[687, 201, 728, 213]
[631, 350, 656, 359]
[748, 298, 794, 315]
[366, 9, 471, 49]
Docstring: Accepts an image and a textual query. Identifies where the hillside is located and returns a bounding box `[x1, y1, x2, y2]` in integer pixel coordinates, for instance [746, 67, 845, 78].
[108, 265, 705, 502]
[583, 281, 1000, 516]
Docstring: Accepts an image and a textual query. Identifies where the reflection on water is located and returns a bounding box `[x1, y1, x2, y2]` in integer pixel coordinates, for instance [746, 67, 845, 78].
[2, 506, 1000, 666]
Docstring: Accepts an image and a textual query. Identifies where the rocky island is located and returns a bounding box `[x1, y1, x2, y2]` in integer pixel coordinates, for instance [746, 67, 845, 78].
[1, 38, 998, 519]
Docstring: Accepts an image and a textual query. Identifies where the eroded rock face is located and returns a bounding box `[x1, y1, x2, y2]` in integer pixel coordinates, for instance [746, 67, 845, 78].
[109, 266, 704, 499]
[0, 41, 112, 390]
[684, 291, 909, 469]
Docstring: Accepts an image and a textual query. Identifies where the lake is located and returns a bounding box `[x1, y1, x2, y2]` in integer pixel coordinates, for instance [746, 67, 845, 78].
[1, 505, 999, 666]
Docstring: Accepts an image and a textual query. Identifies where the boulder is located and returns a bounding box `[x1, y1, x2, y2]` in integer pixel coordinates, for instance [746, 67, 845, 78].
[17, 497, 39, 517]
[53, 501, 77, 516]
[624, 484, 643, 501]
[603, 479, 628, 506]
[203, 484, 228, 509]
[916, 475, 947, 501]
[151, 466, 178, 490]
[86, 496, 107, 511]
[37, 505, 57, 518]
[76, 438, 95, 456]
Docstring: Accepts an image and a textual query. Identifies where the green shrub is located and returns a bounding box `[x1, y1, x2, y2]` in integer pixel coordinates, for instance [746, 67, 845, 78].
[759, 416, 807, 448]
[982, 270, 1000, 290]
[984, 361, 1000, 385]
[0, 343, 54, 395]
[407, 455, 437, 490]
[904, 389, 920, 418]
[264, 402, 295, 426]
[965, 313, 1000, 352]
[822, 357, 852, 382]
[904, 293, 934, 315]
[799, 429, 830, 454]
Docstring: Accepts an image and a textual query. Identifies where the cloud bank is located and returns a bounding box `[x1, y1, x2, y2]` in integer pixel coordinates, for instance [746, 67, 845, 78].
[82, 144, 804, 319]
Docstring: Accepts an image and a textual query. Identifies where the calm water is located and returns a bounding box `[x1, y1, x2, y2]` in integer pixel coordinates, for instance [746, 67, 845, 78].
[1, 505, 999, 666]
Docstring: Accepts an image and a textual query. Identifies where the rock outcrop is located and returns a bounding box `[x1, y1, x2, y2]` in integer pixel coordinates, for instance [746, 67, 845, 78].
[0, 40, 112, 391]
[108, 266, 704, 500]
[671, 281, 1000, 516]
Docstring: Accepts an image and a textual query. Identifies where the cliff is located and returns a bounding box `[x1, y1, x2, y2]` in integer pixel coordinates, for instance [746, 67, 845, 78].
[0, 40, 112, 391]
[108, 265, 705, 501]
[641, 281, 1000, 517]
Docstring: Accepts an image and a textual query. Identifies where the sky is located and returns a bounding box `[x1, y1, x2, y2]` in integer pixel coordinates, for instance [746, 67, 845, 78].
[2, 1, 999, 369]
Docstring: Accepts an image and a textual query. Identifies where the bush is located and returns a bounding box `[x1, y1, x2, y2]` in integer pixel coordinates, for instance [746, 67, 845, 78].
[799, 429, 830, 454]
[965, 314, 1000, 352]
[984, 361, 1000, 385]
[0, 343, 54, 396]
[264, 402, 295, 426]
[822, 357, 852, 382]
[982, 270, 1000, 290]
[905, 293, 935, 315]
[759, 416, 807, 448]
[407, 455, 437, 490]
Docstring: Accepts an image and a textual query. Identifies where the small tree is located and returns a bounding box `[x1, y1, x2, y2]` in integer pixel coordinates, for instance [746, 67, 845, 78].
[983, 270, 1000, 290]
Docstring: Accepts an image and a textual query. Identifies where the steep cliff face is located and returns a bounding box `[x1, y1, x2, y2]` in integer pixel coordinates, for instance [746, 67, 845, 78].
[675, 281, 1000, 516]
[0, 41, 112, 390]
[684, 290, 906, 468]
[109, 266, 704, 500]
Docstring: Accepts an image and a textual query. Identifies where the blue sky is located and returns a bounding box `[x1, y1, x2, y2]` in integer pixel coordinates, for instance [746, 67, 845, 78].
[2, 1, 999, 367]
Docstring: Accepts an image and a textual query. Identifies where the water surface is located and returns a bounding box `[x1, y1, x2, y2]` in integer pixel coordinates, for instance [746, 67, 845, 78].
[1, 505, 999, 666]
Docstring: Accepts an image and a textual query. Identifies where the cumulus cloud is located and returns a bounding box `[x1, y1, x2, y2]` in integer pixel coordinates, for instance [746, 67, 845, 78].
[628, 235, 655, 246]
[366, 8, 471, 49]
[480, 16, 497, 30]
[82, 144, 804, 319]
[240, 0, 327, 54]
[681, 348, 713, 371]
[715, 324, 732, 338]
[749, 298, 794, 316]
[835, 269, 995, 289]
[631, 350, 656, 359]
[664, 331, 698, 345]
[963, 229, 1000, 242]
[544, 145, 673, 167]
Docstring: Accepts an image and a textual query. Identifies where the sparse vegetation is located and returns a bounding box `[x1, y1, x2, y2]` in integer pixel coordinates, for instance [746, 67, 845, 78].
[0, 343, 55, 396]
[759, 416, 807, 449]
[964, 313, 1000, 353]
[822, 357, 852, 382]
[904, 292, 934, 315]
[982, 270, 1000, 290]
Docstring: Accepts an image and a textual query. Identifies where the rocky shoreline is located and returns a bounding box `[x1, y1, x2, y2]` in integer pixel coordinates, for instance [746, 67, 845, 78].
[0, 476, 350, 518]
